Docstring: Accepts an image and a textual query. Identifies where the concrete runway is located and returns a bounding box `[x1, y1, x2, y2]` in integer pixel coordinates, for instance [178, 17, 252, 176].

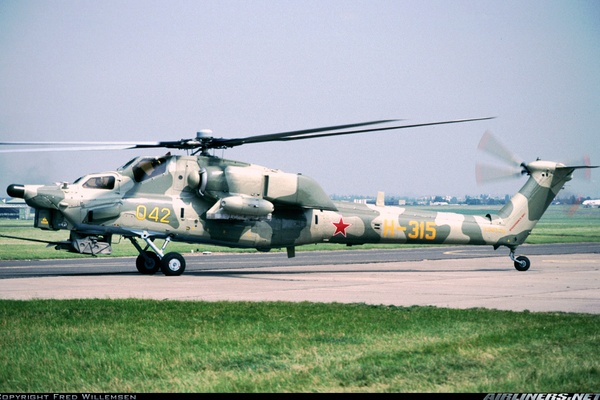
[0, 249, 598, 314]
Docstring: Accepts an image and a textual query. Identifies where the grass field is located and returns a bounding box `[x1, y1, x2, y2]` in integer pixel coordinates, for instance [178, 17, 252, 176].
[1, 300, 598, 393]
[1, 205, 598, 393]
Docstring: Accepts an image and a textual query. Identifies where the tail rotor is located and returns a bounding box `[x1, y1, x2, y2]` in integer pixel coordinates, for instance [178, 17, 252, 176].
[475, 131, 598, 215]
[476, 130, 528, 185]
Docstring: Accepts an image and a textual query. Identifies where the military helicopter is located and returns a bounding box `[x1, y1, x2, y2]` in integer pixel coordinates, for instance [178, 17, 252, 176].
[1, 117, 596, 276]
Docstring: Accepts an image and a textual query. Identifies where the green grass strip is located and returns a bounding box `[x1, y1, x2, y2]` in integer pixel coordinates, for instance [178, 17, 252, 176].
[1, 300, 598, 393]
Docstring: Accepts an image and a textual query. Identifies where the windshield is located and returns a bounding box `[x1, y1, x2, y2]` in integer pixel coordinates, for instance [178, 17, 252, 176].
[82, 175, 115, 190]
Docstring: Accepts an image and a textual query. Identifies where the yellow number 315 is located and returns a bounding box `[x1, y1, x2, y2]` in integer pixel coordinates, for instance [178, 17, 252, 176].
[407, 221, 436, 240]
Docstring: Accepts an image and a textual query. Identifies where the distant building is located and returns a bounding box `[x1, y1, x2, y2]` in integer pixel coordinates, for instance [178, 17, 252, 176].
[353, 198, 369, 204]
[0, 199, 34, 219]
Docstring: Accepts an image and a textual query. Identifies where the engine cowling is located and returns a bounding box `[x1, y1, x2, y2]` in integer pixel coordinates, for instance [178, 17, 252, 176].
[220, 195, 274, 217]
[206, 195, 274, 221]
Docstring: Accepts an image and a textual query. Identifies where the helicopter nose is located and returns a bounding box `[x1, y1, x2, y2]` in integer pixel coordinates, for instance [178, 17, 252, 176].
[7, 184, 25, 199]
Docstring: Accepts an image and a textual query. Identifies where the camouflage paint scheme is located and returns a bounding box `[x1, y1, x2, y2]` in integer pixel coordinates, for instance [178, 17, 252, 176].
[9, 154, 576, 263]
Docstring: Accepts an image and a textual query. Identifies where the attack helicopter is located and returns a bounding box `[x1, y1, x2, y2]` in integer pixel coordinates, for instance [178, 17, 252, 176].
[1, 117, 596, 275]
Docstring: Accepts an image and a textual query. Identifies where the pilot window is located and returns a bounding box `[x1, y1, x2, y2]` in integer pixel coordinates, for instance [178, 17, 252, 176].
[82, 176, 115, 190]
[132, 157, 169, 182]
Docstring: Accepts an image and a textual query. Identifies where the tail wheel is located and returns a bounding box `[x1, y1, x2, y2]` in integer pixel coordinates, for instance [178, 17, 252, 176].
[161, 252, 186, 276]
[514, 255, 531, 272]
[136, 251, 161, 274]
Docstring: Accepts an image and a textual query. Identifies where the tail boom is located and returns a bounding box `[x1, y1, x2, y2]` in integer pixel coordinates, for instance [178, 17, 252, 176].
[480, 160, 594, 249]
[312, 161, 594, 251]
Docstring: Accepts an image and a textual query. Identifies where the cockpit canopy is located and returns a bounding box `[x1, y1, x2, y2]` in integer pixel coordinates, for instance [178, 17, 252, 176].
[119, 156, 169, 182]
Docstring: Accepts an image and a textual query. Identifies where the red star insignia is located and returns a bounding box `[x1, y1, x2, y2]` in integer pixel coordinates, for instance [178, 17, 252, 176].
[332, 217, 351, 237]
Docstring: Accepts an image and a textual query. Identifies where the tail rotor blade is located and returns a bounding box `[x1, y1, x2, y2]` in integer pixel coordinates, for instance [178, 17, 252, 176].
[565, 154, 593, 181]
[477, 130, 523, 167]
[567, 195, 583, 216]
[476, 162, 523, 185]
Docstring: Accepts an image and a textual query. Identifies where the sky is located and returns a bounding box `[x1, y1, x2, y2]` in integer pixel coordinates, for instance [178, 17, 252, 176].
[1, 0, 599, 199]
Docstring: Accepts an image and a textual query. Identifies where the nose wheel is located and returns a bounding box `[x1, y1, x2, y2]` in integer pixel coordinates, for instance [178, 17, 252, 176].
[130, 235, 186, 276]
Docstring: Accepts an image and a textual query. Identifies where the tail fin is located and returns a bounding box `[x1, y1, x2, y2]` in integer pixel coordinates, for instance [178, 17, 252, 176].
[376, 191, 385, 207]
[492, 160, 597, 249]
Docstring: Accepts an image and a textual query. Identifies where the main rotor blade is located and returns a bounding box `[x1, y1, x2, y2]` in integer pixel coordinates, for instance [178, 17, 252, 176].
[477, 130, 523, 167]
[0, 117, 495, 154]
[0, 121, 399, 154]
[0, 144, 154, 153]
[212, 117, 495, 149]
[0, 140, 161, 153]
[0, 141, 159, 146]
[210, 119, 400, 148]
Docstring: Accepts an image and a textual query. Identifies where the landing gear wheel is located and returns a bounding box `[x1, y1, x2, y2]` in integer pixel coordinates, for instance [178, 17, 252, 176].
[136, 251, 161, 274]
[161, 252, 186, 276]
[514, 255, 531, 272]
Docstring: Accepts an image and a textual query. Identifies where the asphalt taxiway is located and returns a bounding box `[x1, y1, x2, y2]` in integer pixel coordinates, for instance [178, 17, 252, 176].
[0, 244, 598, 314]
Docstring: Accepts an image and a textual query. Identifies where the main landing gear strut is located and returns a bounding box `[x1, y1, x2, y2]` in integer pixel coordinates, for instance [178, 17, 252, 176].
[129, 233, 186, 276]
[509, 249, 530, 272]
